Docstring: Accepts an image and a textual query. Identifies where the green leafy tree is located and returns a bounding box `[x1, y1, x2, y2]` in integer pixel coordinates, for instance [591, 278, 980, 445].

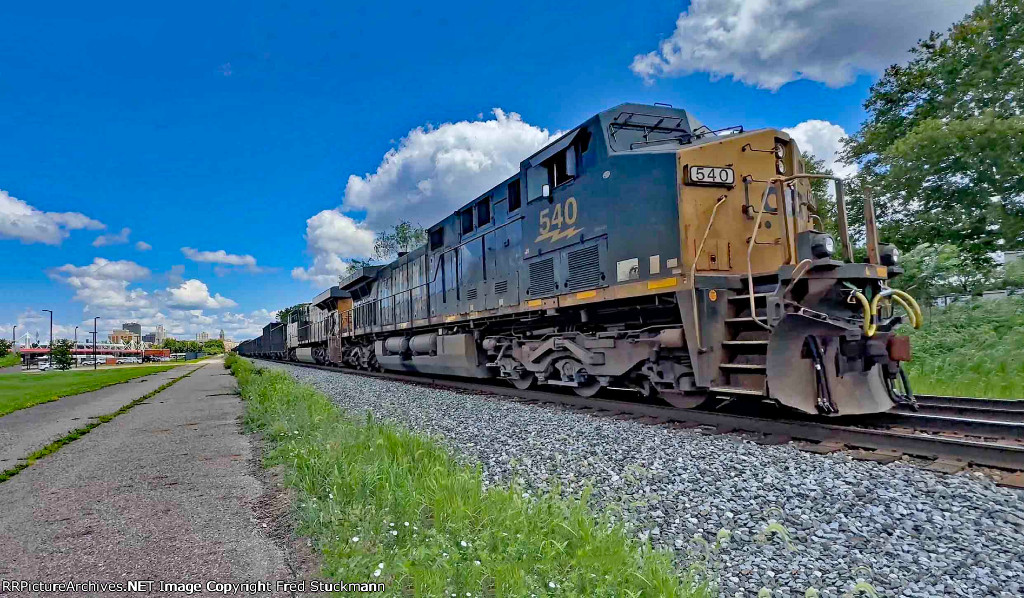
[50, 339, 75, 370]
[342, 258, 375, 279]
[841, 0, 1024, 255]
[161, 338, 202, 354]
[0, 339, 11, 358]
[202, 339, 225, 354]
[277, 304, 308, 323]
[892, 243, 995, 303]
[802, 152, 839, 240]
[373, 220, 427, 260]
[1003, 257, 1024, 291]
[336, 222, 428, 285]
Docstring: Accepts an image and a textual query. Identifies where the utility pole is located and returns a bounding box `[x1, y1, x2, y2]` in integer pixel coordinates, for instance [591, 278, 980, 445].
[11, 325, 15, 349]
[93, 317, 99, 371]
[41, 309, 53, 364]
[74, 326, 79, 368]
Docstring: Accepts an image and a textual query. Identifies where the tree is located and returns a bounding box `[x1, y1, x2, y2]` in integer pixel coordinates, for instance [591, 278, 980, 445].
[891, 243, 996, 303]
[0, 339, 11, 358]
[373, 221, 427, 260]
[161, 338, 202, 354]
[841, 0, 1024, 255]
[50, 339, 75, 370]
[802, 152, 839, 240]
[1004, 257, 1024, 292]
[277, 304, 308, 323]
[202, 339, 225, 354]
[337, 222, 428, 285]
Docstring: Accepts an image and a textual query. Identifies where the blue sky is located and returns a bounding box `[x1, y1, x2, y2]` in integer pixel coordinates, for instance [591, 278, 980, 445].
[0, 0, 979, 343]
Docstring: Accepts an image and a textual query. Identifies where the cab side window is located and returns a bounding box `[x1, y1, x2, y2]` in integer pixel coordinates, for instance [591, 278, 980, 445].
[476, 197, 491, 227]
[507, 179, 521, 212]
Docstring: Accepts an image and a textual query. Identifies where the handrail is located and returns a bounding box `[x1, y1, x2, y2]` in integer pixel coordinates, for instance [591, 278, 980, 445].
[338, 215, 525, 334]
[745, 173, 852, 330]
[745, 184, 776, 330]
[690, 194, 728, 352]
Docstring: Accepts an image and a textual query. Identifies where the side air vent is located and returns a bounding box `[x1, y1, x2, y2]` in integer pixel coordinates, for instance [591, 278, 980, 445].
[566, 245, 602, 290]
[466, 287, 478, 301]
[494, 280, 509, 294]
[528, 258, 556, 296]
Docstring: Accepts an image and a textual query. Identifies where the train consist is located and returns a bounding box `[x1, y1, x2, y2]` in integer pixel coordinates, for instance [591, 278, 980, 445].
[237, 103, 922, 417]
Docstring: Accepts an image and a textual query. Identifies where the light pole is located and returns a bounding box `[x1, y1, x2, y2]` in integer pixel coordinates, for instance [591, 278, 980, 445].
[41, 310, 53, 364]
[74, 326, 79, 368]
[11, 325, 15, 349]
[92, 317, 99, 371]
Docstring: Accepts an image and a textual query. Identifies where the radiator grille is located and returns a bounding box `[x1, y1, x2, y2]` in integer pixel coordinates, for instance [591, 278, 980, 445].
[494, 280, 509, 294]
[528, 258, 556, 296]
[466, 287, 478, 301]
[566, 245, 602, 290]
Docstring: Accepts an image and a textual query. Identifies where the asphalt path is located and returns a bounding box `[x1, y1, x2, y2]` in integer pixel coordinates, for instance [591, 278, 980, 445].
[0, 360, 299, 596]
[0, 367, 188, 468]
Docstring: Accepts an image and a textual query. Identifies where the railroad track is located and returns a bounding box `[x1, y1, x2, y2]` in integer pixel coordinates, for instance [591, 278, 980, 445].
[251, 359, 1024, 486]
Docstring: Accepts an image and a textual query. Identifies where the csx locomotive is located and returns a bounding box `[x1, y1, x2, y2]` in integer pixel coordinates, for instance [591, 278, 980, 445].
[237, 103, 922, 416]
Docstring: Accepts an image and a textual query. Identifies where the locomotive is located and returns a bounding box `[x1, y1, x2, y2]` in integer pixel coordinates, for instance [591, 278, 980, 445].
[237, 103, 922, 417]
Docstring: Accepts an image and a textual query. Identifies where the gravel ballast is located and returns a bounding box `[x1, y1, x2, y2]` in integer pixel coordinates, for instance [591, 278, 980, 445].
[270, 362, 1024, 597]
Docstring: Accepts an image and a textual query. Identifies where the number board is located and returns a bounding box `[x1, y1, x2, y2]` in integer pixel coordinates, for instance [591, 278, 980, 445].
[686, 165, 735, 187]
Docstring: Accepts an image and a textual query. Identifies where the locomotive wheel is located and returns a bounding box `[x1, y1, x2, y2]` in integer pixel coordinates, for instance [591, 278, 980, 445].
[509, 372, 535, 390]
[573, 378, 602, 398]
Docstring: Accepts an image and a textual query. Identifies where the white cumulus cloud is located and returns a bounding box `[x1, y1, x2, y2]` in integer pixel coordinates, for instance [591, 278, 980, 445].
[48, 258, 152, 311]
[92, 227, 131, 247]
[293, 109, 554, 286]
[783, 120, 858, 179]
[631, 0, 980, 90]
[181, 247, 258, 267]
[291, 210, 376, 287]
[45, 258, 263, 341]
[0, 189, 105, 245]
[135, 241, 152, 251]
[165, 279, 237, 310]
[342, 108, 553, 229]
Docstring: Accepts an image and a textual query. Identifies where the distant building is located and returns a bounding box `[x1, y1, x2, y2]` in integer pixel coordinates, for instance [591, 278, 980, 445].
[109, 329, 140, 345]
[198, 331, 210, 342]
[155, 325, 166, 344]
[219, 329, 225, 341]
[142, 333, 157, 344]
[123, 322, 142, 336]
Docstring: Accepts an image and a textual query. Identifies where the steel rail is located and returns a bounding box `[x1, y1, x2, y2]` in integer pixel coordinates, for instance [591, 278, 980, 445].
[250, 359, 1024, 471]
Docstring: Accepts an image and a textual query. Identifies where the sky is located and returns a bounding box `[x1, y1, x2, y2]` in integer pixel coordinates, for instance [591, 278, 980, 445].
[0, 0, 981, 345]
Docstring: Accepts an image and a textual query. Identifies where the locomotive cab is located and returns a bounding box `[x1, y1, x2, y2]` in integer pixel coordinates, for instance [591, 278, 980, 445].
[673, 125, 920, 415]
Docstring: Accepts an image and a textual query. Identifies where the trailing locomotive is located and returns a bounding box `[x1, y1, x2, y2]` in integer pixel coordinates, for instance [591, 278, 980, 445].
[237, 103, 922, 417]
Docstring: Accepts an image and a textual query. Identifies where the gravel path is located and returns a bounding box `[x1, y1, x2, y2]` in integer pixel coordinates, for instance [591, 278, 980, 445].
[270, 362, 1024, 598]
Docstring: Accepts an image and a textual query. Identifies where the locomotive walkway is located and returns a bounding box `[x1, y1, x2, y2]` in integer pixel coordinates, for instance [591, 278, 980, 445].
[0, 361, 301, 596]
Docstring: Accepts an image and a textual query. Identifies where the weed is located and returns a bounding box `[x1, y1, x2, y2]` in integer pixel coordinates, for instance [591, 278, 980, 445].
[901, 297, 1024, 398]
[227, 355, 713, 597]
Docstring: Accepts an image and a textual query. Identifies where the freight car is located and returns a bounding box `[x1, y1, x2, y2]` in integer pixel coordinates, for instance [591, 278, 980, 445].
[238, 102, 922, 417]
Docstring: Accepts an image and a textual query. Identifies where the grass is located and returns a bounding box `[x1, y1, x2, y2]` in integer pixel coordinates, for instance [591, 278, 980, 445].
[0, 368, 195, 483]
[0, 364, 179, 417]
[900, 296, 1024, 398]
[227, 354, 711, 597]
[0, 354, 18, 368]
